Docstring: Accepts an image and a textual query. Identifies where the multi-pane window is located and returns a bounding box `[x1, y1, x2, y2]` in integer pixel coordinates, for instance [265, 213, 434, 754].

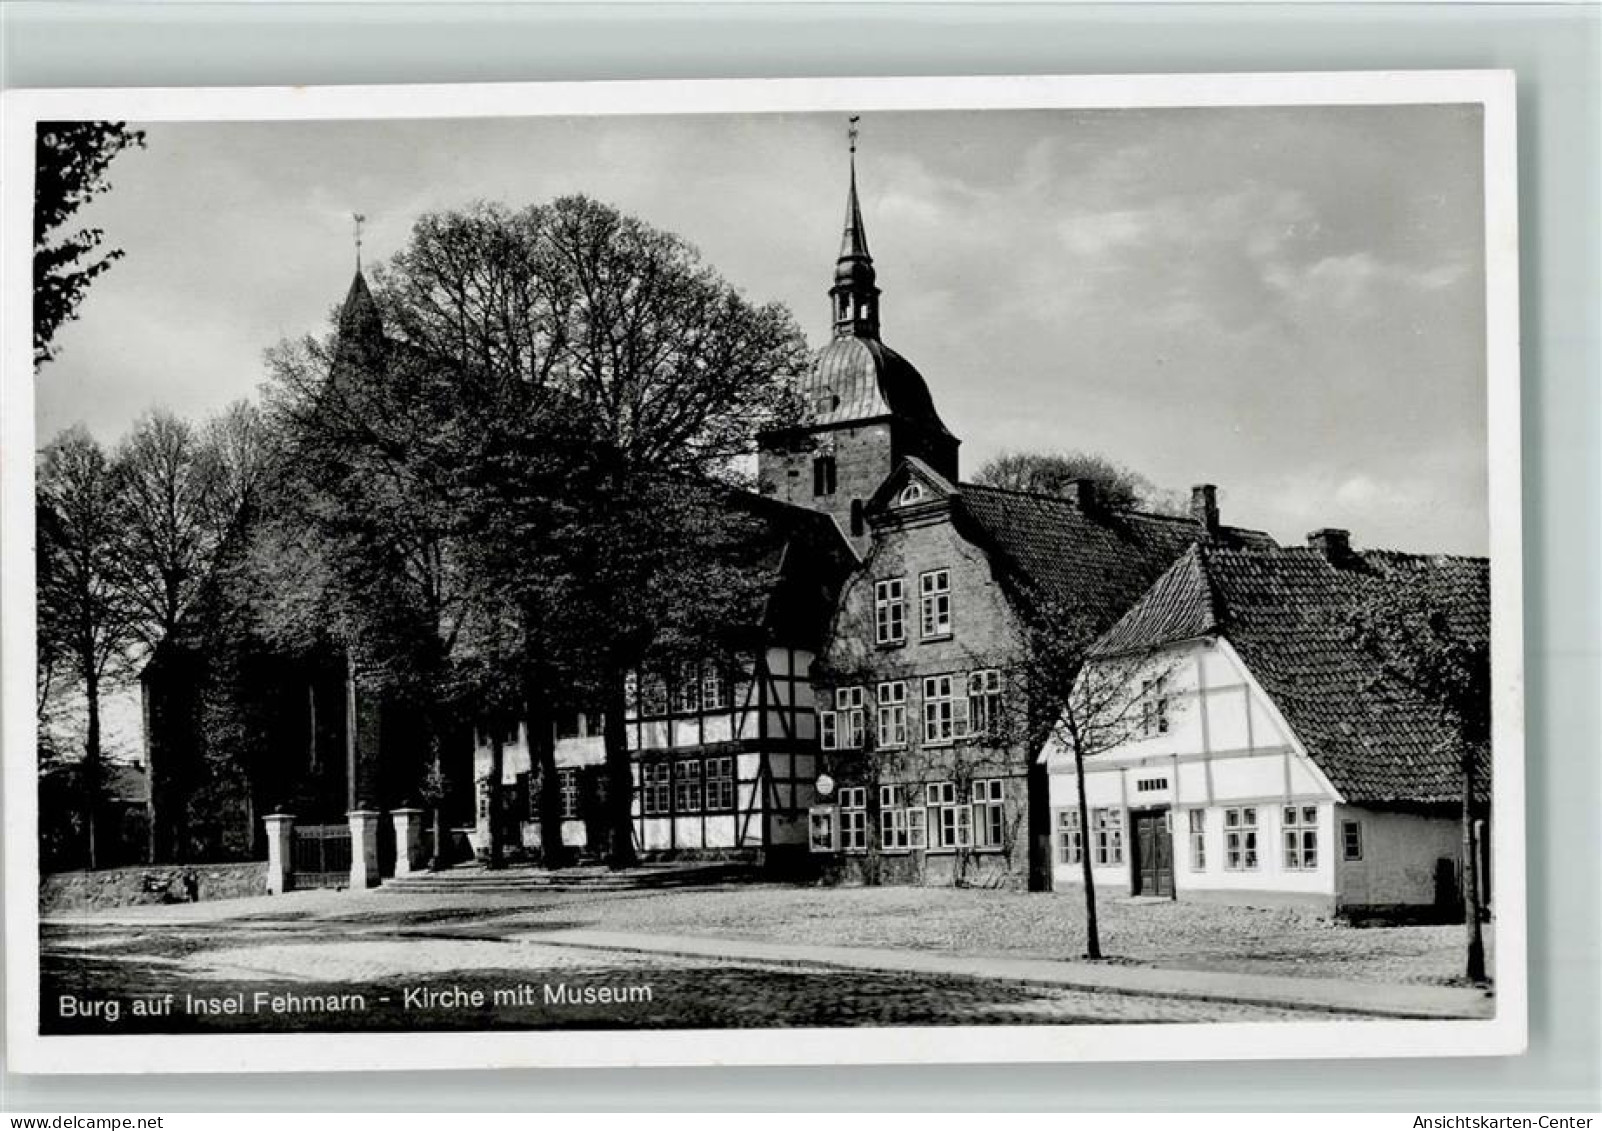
[820, 686, 866, 751]
[876, 680, 907, 748]
[1224, 807, 1259, 870]
[558, 769, 581, 820]
[1283, 805, 1319, 870]
[1188, 808, 1206, 870]
[1139, 677, 1170, 737]
[673, 759, 702, 813]
[623, 670, 639, 716]
[839, 787, 868, 852]
[640, 671, 668, 718]
[919, 569, 952, 639]
[927, 781, 972, 849]
[922, 674, 970, 745]
[701, 664, 729, 711]
[705, 756, 735, 811]
[641, 763, 672, 816]
[879, 784, 918, 851]
[1057, 808, 1083, 865]
[673, 661, 703, 714]
[1342, 819, 1364, 862]
[874, 578, 907, 645]
[968, 669, 1003, 738]
[971, 779, 1006, 849]
[1093, 808, 1124, 865]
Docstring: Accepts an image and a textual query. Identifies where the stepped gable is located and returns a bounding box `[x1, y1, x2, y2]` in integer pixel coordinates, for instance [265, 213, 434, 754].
[1089, 540, 1491, 805]
[954, 481, 1276, 639]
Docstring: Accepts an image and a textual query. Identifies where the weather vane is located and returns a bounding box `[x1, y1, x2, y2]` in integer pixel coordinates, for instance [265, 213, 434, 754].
[353, 212, 366, 269]
[848, 115, 860, 156]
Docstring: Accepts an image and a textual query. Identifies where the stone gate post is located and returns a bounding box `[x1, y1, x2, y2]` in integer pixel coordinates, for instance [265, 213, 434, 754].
[348, 808, 381, 889]
[264, 812, 295, 895]
[391, 808, 425, 877]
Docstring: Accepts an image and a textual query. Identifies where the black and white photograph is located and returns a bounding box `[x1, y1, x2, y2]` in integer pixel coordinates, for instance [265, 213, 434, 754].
[2, 73, 1524, 1073]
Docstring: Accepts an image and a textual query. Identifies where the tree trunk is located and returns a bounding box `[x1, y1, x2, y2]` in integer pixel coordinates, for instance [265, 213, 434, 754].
[602, 674, 637, 870]
[84, 664, 102, 871]
[1026, 758, 1053, 892]
[1073, 739, 1101, 960]
[528, 698, 569, 870]
[486, 729, 505, 870]
[1462, 752, 1487, 983]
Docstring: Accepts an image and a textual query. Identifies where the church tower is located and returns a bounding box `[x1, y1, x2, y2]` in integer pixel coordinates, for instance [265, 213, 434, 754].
[758, 124, 960, 555]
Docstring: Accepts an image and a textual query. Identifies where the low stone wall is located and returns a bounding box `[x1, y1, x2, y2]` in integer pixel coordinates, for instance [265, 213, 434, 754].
[41, 861, 265, 915]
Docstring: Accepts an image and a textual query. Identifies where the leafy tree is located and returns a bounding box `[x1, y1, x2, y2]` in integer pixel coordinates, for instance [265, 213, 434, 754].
[34, 122, 145, 367]
[36, 427, 138, 868]
[1350, 580, 1491, 982]
[972, 450, 1184, 515]
[372, 196, 809, 870]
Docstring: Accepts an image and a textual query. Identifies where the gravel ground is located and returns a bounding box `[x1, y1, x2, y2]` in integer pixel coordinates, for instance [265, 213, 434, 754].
[494, 884, 1489, 986]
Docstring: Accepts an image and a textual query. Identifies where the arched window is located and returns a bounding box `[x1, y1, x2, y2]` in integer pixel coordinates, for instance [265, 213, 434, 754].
[898, 482, 926, 505]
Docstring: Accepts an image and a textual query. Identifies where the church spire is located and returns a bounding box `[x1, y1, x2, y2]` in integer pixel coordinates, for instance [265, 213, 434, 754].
[831, 116, 880, 340]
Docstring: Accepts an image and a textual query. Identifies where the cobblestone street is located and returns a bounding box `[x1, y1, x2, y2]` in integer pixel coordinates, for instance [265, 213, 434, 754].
[40, 905, 1369, 1034]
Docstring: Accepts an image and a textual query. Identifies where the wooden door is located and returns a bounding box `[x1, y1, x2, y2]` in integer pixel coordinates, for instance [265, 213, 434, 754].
[1134, 810, 1174, 897]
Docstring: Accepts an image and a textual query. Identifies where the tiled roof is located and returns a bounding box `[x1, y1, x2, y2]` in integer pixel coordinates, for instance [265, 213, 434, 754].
[1093, 543, 1491, 805]
[955, 482, 1275, 644]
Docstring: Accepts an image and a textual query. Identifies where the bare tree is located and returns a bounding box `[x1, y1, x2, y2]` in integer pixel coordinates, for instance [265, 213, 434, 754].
[36, 427, 137, 868]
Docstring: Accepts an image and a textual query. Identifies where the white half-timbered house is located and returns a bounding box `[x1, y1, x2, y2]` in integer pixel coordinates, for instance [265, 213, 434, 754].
[1044, 533, 1490, 915]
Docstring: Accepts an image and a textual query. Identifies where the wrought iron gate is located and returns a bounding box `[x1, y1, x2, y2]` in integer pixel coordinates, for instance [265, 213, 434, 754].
[291, 823, 352, 890]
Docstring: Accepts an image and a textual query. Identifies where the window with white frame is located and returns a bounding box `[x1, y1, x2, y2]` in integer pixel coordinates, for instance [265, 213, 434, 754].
[673, 661, 701, 714]
[808, 807, 837, 853]
[919, 569, 952, 639]
[926, 781, 971, 849]
[1283, 805, 1319, 870]
[673, 759, 702, 813]
[897, 482, 926, 506]
[701, 663, 729, 711]
[819, 686, 866, 750]
[1057, 808, 1083, 865]
[476, 782, 490, 822]
[1341, 819, 1363, 862]
[623, 670, 639, 717]
[641, 763, 671, 816]
[1139, 677, 1170, 737]
[874, 578, 906, 645]
[922, 674, 970, 744]
[839, 786, 868, 852]
[1092, 808, 1124, 865]
[705, 756, 735, 811]
[558, 769, 580, 820]
[1224, 807, 1259, 870]
[1188, 808, 1206, 870]
[972, 779, 1006, 849]
[968, 669, 1004, 738]
[876, 680, 907, 747]
[640, 670, 668, 718]
[879, 784, 918, 850]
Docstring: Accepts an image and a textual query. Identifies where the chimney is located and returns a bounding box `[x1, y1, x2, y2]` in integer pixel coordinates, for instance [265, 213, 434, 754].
[1307, 528, 1353, 561]
[1190, 484, 1220, 539]
[1066, 478, 1098, 510]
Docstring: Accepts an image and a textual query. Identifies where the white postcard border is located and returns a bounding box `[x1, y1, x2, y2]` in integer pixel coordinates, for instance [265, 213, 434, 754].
[1, 70, 1525, 1074]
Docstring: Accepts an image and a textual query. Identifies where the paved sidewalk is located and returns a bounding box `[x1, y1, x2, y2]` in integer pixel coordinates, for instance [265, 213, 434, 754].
[520, 928, 1496, 1020]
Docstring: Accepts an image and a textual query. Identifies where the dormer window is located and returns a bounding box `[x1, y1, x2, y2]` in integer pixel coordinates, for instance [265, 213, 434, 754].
[898, 482, 926, 505]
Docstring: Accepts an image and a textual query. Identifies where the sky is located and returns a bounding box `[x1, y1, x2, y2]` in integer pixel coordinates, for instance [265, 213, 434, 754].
[39, 104, 1489, 555]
